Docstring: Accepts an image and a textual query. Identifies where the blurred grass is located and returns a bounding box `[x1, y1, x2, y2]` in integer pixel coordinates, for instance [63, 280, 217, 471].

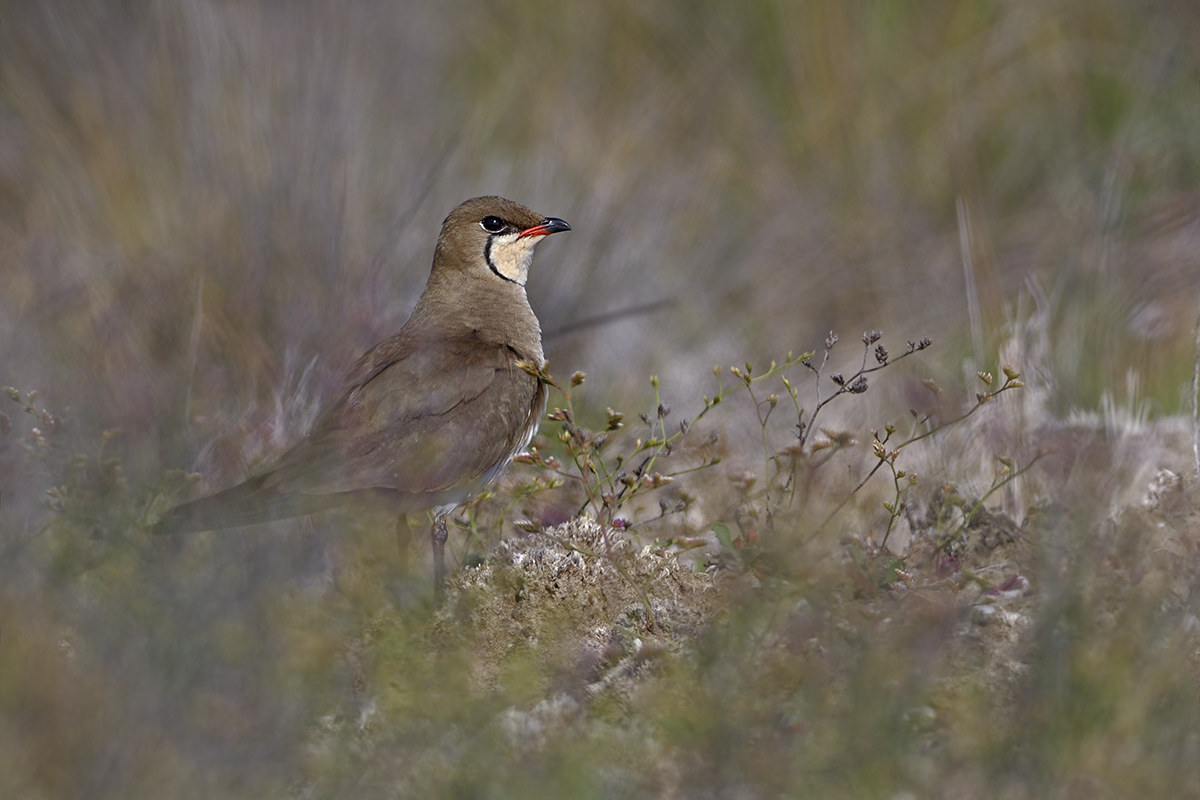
[2, 1, 1199, 797]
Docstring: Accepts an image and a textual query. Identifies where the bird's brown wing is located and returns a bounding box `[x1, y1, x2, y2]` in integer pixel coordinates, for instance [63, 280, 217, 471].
[261, 331, 544, 506]
[153, 332, 545, 534]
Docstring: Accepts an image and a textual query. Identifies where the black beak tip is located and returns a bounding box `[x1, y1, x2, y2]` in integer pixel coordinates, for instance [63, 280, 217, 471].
[542, 217, 571, 234]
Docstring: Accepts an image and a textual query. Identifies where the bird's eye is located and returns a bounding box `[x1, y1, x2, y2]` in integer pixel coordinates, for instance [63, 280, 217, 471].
[480, 215, 506, 234]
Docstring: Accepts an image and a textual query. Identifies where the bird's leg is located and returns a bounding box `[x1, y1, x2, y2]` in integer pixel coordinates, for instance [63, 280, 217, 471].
[431, 515, 449, 599]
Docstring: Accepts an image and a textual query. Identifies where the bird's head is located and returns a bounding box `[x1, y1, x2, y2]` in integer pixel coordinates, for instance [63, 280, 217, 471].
[434, 196, 571, 287]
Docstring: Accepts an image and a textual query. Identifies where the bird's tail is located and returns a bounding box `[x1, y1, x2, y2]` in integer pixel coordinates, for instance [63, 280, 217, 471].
[150, 475, 336, 534]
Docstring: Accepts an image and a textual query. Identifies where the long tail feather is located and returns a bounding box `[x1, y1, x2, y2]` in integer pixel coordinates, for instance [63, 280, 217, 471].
[151, 475, 337, 534]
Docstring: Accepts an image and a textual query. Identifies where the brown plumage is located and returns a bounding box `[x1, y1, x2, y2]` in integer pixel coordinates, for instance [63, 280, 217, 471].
[153, 196, 570, 590]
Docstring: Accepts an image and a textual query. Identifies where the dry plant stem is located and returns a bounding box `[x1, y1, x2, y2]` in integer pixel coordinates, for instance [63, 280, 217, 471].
[957, 195, 985, 367]
[637, 376, 673, 483]
[798, 334, 930, 449]
[751, 334, 933, 520]
[526, 358, 780, 526]
[810, 372, 1024, 543]
[930, 455, 1043, 557]
[1192, 294, 1199, 477]
[547, 298, 675, 340]
[512, 368, 668, 632]
[527, 334, 939, 535]
[527, 372, 606, 516]
[184, 275, 204, 424]
[524, 334, 1006, 581]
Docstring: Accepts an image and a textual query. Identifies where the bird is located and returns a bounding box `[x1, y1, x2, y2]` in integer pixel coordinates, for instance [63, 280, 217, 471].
[153, 196, 571, 594]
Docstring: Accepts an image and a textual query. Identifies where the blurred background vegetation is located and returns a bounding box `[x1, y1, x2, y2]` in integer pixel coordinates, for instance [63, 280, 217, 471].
[2, 1, 1198, 797]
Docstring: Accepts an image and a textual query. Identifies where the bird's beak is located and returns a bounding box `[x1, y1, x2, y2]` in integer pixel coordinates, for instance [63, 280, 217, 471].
[517, 217, 571, 238]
